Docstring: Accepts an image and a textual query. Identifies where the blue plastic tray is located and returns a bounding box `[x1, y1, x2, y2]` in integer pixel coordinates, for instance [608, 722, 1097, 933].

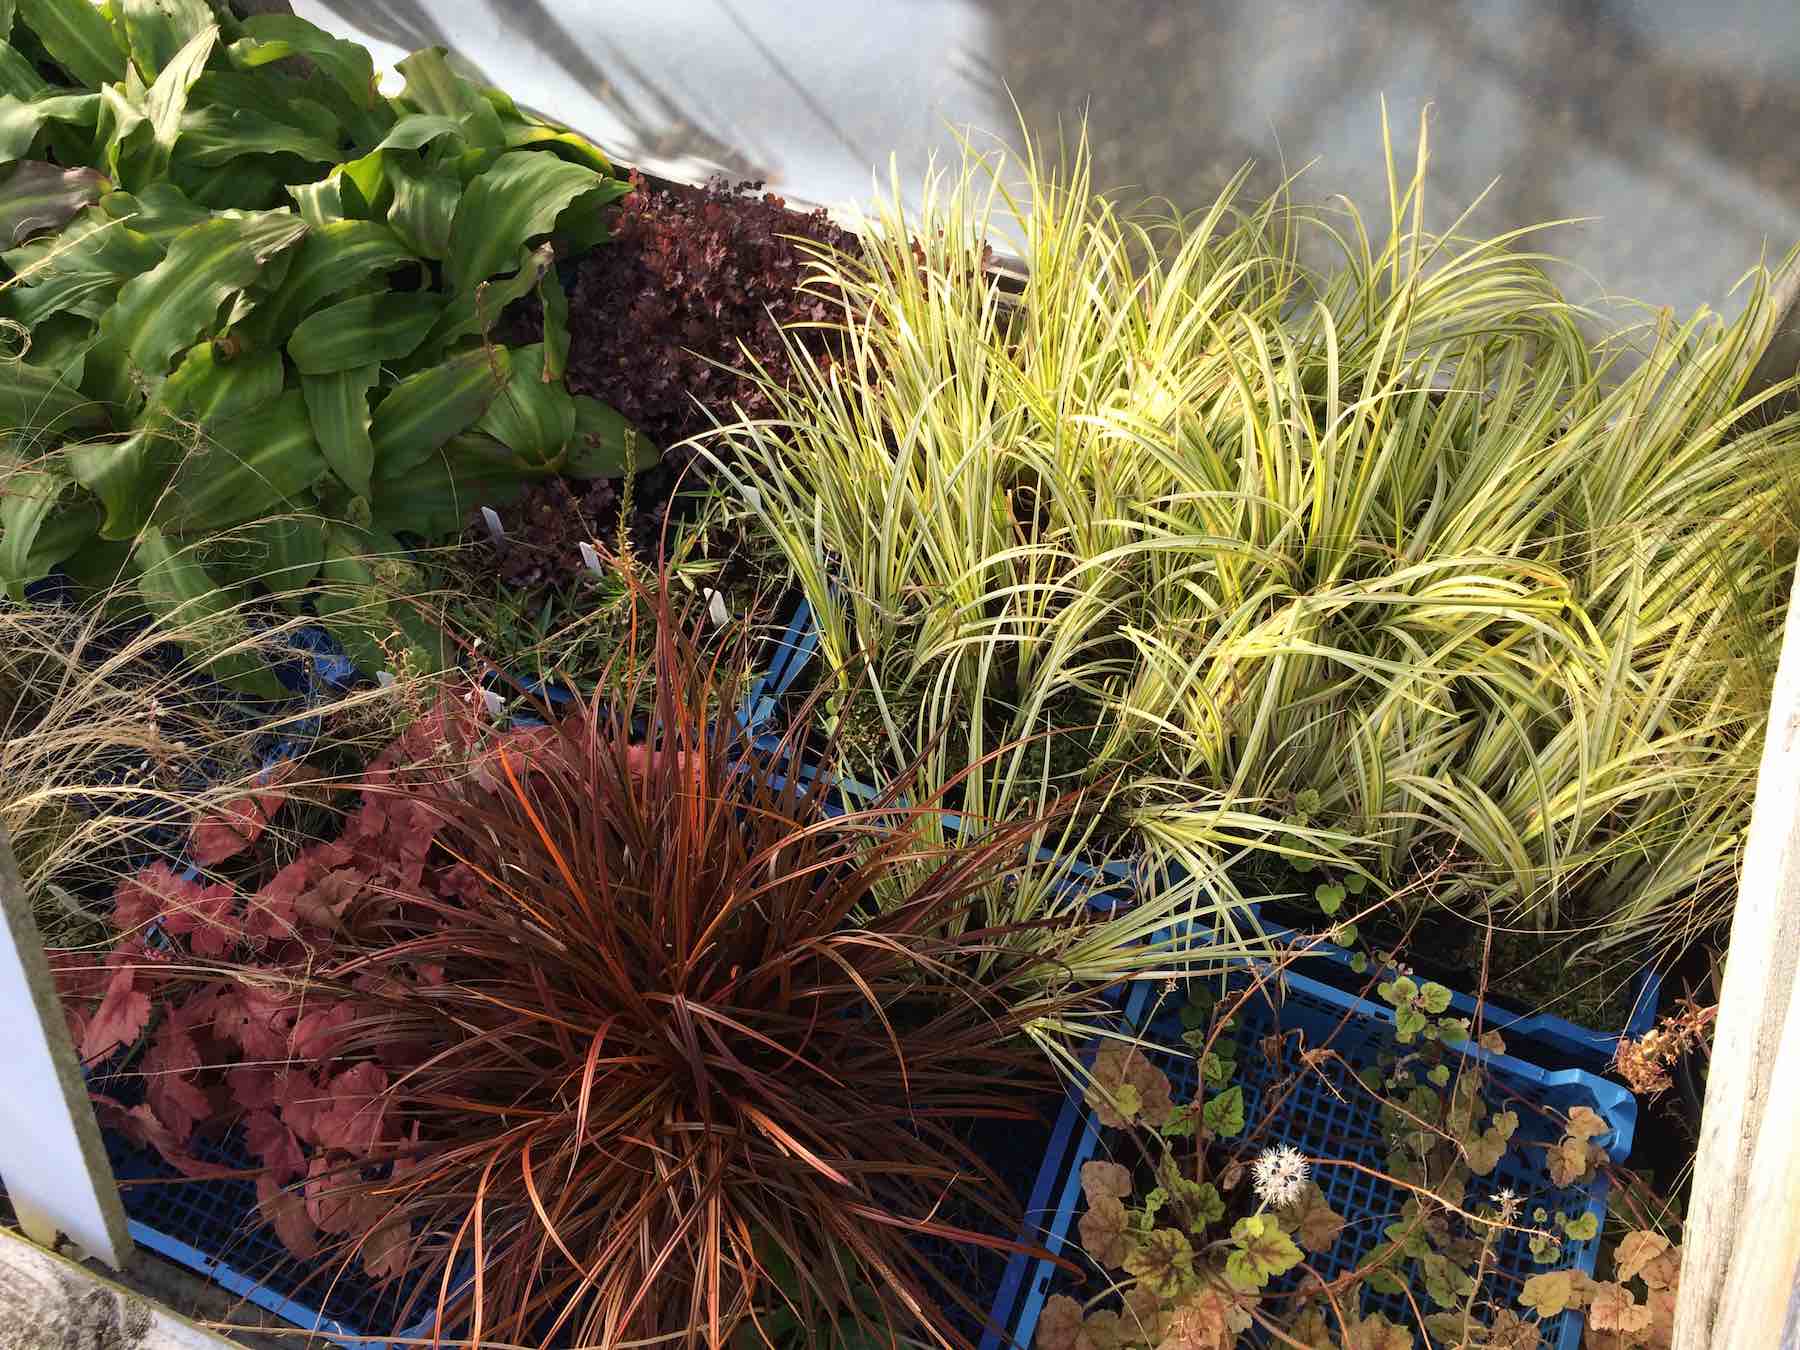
[984, 965, 1634, 1350]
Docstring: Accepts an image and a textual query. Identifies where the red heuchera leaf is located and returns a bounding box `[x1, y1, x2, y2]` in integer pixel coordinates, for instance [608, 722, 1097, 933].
[291, 868, 363, 934]
[81, 962, 150, 1061]
[312, 1063, 389, 1155]
[362, 1215, 411, 1281]
[292, 1003, 357, 1060]
[158, 880, 238, 958]
[228, 1065, 277, 1112]
[276, 1069, 327, 1144]
[245, 1110, 308, 1185]
[190, 763, 295, 865]
[256, 1175, 320, 1259]
[95, 1100, 234, 1179]
[111, 861, 205, 934]
[211, 986, 296, 1059]
[304, 1154, 381, 1234]
[143, 1017, 209, 1140]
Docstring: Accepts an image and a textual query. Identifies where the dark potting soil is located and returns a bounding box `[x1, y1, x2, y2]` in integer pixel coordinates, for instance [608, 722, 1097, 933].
[1255, 893, 1656, 1041]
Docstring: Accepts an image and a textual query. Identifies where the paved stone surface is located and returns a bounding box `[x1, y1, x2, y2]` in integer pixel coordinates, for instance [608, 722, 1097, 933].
[298, 0, 1800, 324]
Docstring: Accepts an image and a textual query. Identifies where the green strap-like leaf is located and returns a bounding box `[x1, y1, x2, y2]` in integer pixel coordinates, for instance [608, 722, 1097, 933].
[64, 426, 170, 538]
[0, 159, 107, 246]
[288, 290, 439, 374]
[538, 263, 570, 379]
[0, 462, 91, 598]
[369, 430, 536, 540]
[0, 40, 51, 100]
[246, 217, 413, 341]
[231, 14, 375, 110]
[500, 116, 613, 175]
[156, 387, 327, 531]
[301, 362, 376, 499]
[373, 112, 471, 155]
[174, 101, 341, 166]
[447, 148, 613, 290]
[477, 342, 573, 468]
[0, 90, 97, 162]
[160, 338, 283, 421]
[393, 47, 502, 150]
[369, 345, 509, 476]
[423, 240, 552, 355]
[384, 155, 458, 260]
[233, 512, 326, 593]
[100, 180, 209, 247]
[119, 0, 214, 80]
[133, 524, 286, 697]
[0, 348, 108, 439]
[85, 207, 309, 407]
[16, 0, 128, 88]
[192, 69, 341, 143]
[138, 22, 216, 182]
[568, 394, 657, 478]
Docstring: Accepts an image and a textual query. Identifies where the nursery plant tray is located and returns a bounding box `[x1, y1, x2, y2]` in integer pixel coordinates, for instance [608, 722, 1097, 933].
[983, 967, 1635, 1350]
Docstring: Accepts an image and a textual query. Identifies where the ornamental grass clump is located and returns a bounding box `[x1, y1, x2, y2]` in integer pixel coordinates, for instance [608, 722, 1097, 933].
[704, 111, 1800, 958]
[59, 578, 1131, 1348]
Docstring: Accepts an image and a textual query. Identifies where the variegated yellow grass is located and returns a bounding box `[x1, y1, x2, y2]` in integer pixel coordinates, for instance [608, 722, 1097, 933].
[700, 107, 1799, 964]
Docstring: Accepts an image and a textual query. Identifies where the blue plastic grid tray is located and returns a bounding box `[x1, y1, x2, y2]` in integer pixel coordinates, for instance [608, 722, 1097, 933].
[984, 965, 1634, 1350]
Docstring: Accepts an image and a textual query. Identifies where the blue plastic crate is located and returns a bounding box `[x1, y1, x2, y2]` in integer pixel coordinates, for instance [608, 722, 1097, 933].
[985, 966, 1634, 1350]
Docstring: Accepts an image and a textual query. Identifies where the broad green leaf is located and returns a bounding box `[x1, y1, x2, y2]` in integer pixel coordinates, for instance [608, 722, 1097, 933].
[393, 47, 502, 150]
[169, 153, 281, 209]
[96, 77, 149, 184]
[0, 350, 108, 443]
[384, 155, 458, 260]
[119, 0, 213, 80]
[133, 524, 285, 697]
[301, 362, 375, 498]
[64, 427, 171, 538]
[175, 102, 341, 166]
[369, 346, 508, 476]
[370, 430, 533, 539]
[500, 115, 612, 174]
[160, 339, 283, 421]
[229, 512, 325, 593]
[1, 208, 158, 324]
[447, 148, 609, 289]
[232, 14, 375, 111]
[477, 342, 572, 468]
[85, 207, 309, 407]
[422, 240, 550, 354]
[315, 522, 446, 672]
[0, 160, 107, 246]
[100, 181, 208, 246]
[0, 90, 97, 161]
[138, 22, 216, 182]
[538, 264, 569, 378]
[0, 463, 87, 597]
[247, 217, 413, 341]
[373, 112, 469, 155]
[156, 387, 326, 530]
[568, 394, 656, 477]
[190, 70, 340, 144]
[0, 41, 52, 100]
[1202, 1084, 1245, 1137]
[287, 290, 439, 374]
[16, 0, 127, 88]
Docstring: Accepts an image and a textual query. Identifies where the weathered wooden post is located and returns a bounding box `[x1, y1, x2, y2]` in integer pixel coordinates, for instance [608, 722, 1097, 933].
[0, 817, 132, 1269]
[1674, 276, 1800, 1348]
